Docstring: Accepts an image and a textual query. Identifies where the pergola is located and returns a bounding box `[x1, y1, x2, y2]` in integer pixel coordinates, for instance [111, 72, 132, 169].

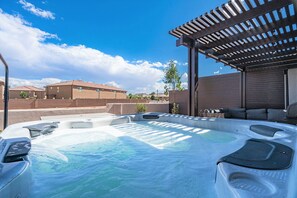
[169, 0, 297, 116]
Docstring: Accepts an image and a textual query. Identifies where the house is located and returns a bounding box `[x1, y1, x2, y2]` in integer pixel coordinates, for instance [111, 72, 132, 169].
[156, 93, 169, 101]
[9, 86, 46, 99]
[46, 80, 127, 99]
[133, 93, 169, 101]
[134, 93, 150, 99]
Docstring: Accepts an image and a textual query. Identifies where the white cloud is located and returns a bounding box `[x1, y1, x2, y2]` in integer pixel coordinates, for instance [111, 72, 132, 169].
[131, 60, 166, 68]
[0, 10, 165, 93]
[0, 77, 62, 88]
[181, 72, 188, 82]
[133, 81, 166, 94]
[18, 0, 55, 19]
[182, 82, 188, 89]
[213, 66, 224, 75]
[0, 76, 125, 90]
[105, 81, 121, 88]
[214, 70, 220, 75]
[180, 72, 188, 89]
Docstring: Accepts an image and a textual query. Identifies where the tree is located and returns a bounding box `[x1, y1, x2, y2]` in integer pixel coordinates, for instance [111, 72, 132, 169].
[128, 93, 133, 99]
[20, 91, 29, 99]
[150, 92, 156, 100]
[163, 60, 184, 94]
[163, 60, 184, 114]
[128, 93, 142, 99]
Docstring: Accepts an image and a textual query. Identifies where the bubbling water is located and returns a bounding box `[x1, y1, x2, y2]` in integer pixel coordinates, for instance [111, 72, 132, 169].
[28, 121, 245, 198]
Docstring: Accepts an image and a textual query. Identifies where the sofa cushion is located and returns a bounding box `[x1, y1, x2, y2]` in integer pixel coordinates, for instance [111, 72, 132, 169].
[246, 109, 267, 120]
[267, 109, 286, 122]
[227, 108, 246, 119]
[286, 102, 297, 118]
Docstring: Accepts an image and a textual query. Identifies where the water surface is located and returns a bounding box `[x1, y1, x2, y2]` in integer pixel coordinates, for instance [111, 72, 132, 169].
[29, 121, 246, 198]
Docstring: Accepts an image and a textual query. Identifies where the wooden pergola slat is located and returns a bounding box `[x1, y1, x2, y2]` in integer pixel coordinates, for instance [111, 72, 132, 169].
[220, 30, 297, 63]
[224, 41, 297, 61]
[185, 0, 293, 39]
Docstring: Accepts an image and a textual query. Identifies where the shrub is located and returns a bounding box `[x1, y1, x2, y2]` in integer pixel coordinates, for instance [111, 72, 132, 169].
[20, 91, 29, 99]
[171, 103, 179, 114]
[136, 103, 147, 113]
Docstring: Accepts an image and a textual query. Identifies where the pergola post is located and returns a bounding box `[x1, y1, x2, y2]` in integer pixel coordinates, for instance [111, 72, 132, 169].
[188, 45, 199, 116]
[176, 35, 199, 116]
[241, 70, 246, 108]
[0, 54, 9, 129]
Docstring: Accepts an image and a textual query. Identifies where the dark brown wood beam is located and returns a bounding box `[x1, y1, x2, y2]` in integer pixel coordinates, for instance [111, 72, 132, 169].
[217, 30, 297, 59]
[245, 60, 297, 71]
[239, 53, 297, 67]
[221, 41, 297, 63]
[200, 15, 296, 51]
[228, 47, 297, 65]
[190, 0, 293, 39]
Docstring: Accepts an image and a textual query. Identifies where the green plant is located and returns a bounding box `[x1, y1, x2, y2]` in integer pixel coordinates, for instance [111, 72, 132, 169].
[164, 61, 184, 115]
[150, 92, 155, 100]
[128, 93, 141, 99]
[171, 103, 179, 114]
[163, 60, 184, 94]
[20, 91, 29, 99]
[136, 103, 147, 113]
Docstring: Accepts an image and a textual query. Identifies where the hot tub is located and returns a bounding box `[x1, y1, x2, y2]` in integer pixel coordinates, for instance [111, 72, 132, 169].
[0, 113, 296, 198]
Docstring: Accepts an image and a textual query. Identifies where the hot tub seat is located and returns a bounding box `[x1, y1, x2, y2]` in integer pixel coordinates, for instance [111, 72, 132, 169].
[143, 114, 160, 119]
[23, 122, 59, 138]
[218, 139, 293, 170]
[250, 125, 283, 137]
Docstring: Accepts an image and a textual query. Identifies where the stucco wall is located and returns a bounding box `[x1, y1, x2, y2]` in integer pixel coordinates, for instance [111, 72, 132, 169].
[47, 86, 72, 99]
[106, 103, 169, 115]
[169, 90, 189, 115]
[9, 90, 46, 99]
[246, 68, 284, 109]
[72, 86, 100, 99]
[198, 73, 241, 110]
[115, 92, 127, 99]
[0, 107, 107, 130]
[0, 99, 148, 110]
[47, 85, 127, 99]
[169, 73, 241, 115]
[0, 85, 4, 99]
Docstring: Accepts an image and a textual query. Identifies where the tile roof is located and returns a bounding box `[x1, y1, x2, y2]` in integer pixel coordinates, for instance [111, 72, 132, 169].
[47, 80, 126, 92]
[10, 86, 45, 91]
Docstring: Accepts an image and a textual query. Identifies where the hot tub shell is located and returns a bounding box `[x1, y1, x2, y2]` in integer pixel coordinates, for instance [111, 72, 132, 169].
[0, 112, 296, 198]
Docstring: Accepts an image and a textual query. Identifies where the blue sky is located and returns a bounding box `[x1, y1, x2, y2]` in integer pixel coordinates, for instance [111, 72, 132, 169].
[0, 0, 236, 93]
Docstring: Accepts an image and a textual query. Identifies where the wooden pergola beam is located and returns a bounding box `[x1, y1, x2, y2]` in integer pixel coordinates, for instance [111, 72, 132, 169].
[190, 0, 293, 39]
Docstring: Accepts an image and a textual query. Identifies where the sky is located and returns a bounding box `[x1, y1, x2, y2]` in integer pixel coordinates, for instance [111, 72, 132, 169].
[0, 0, 237, 93]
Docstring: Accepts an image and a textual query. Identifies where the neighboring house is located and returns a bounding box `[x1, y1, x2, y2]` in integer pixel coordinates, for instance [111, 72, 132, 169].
[9, 86, 46, 99]
[134, 93, 169, 101]
[134, 93, 150, 99]
[156, 93, 169, 101]
[46, 80, 127, 99]
[0, 80, 4, 99]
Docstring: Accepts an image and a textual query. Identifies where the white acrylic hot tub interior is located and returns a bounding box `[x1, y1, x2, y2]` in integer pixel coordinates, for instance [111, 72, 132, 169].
[1, 113, 297, 198]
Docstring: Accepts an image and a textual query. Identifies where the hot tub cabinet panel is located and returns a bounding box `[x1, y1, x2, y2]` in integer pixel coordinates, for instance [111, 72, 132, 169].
[0, 161, 31, 198]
